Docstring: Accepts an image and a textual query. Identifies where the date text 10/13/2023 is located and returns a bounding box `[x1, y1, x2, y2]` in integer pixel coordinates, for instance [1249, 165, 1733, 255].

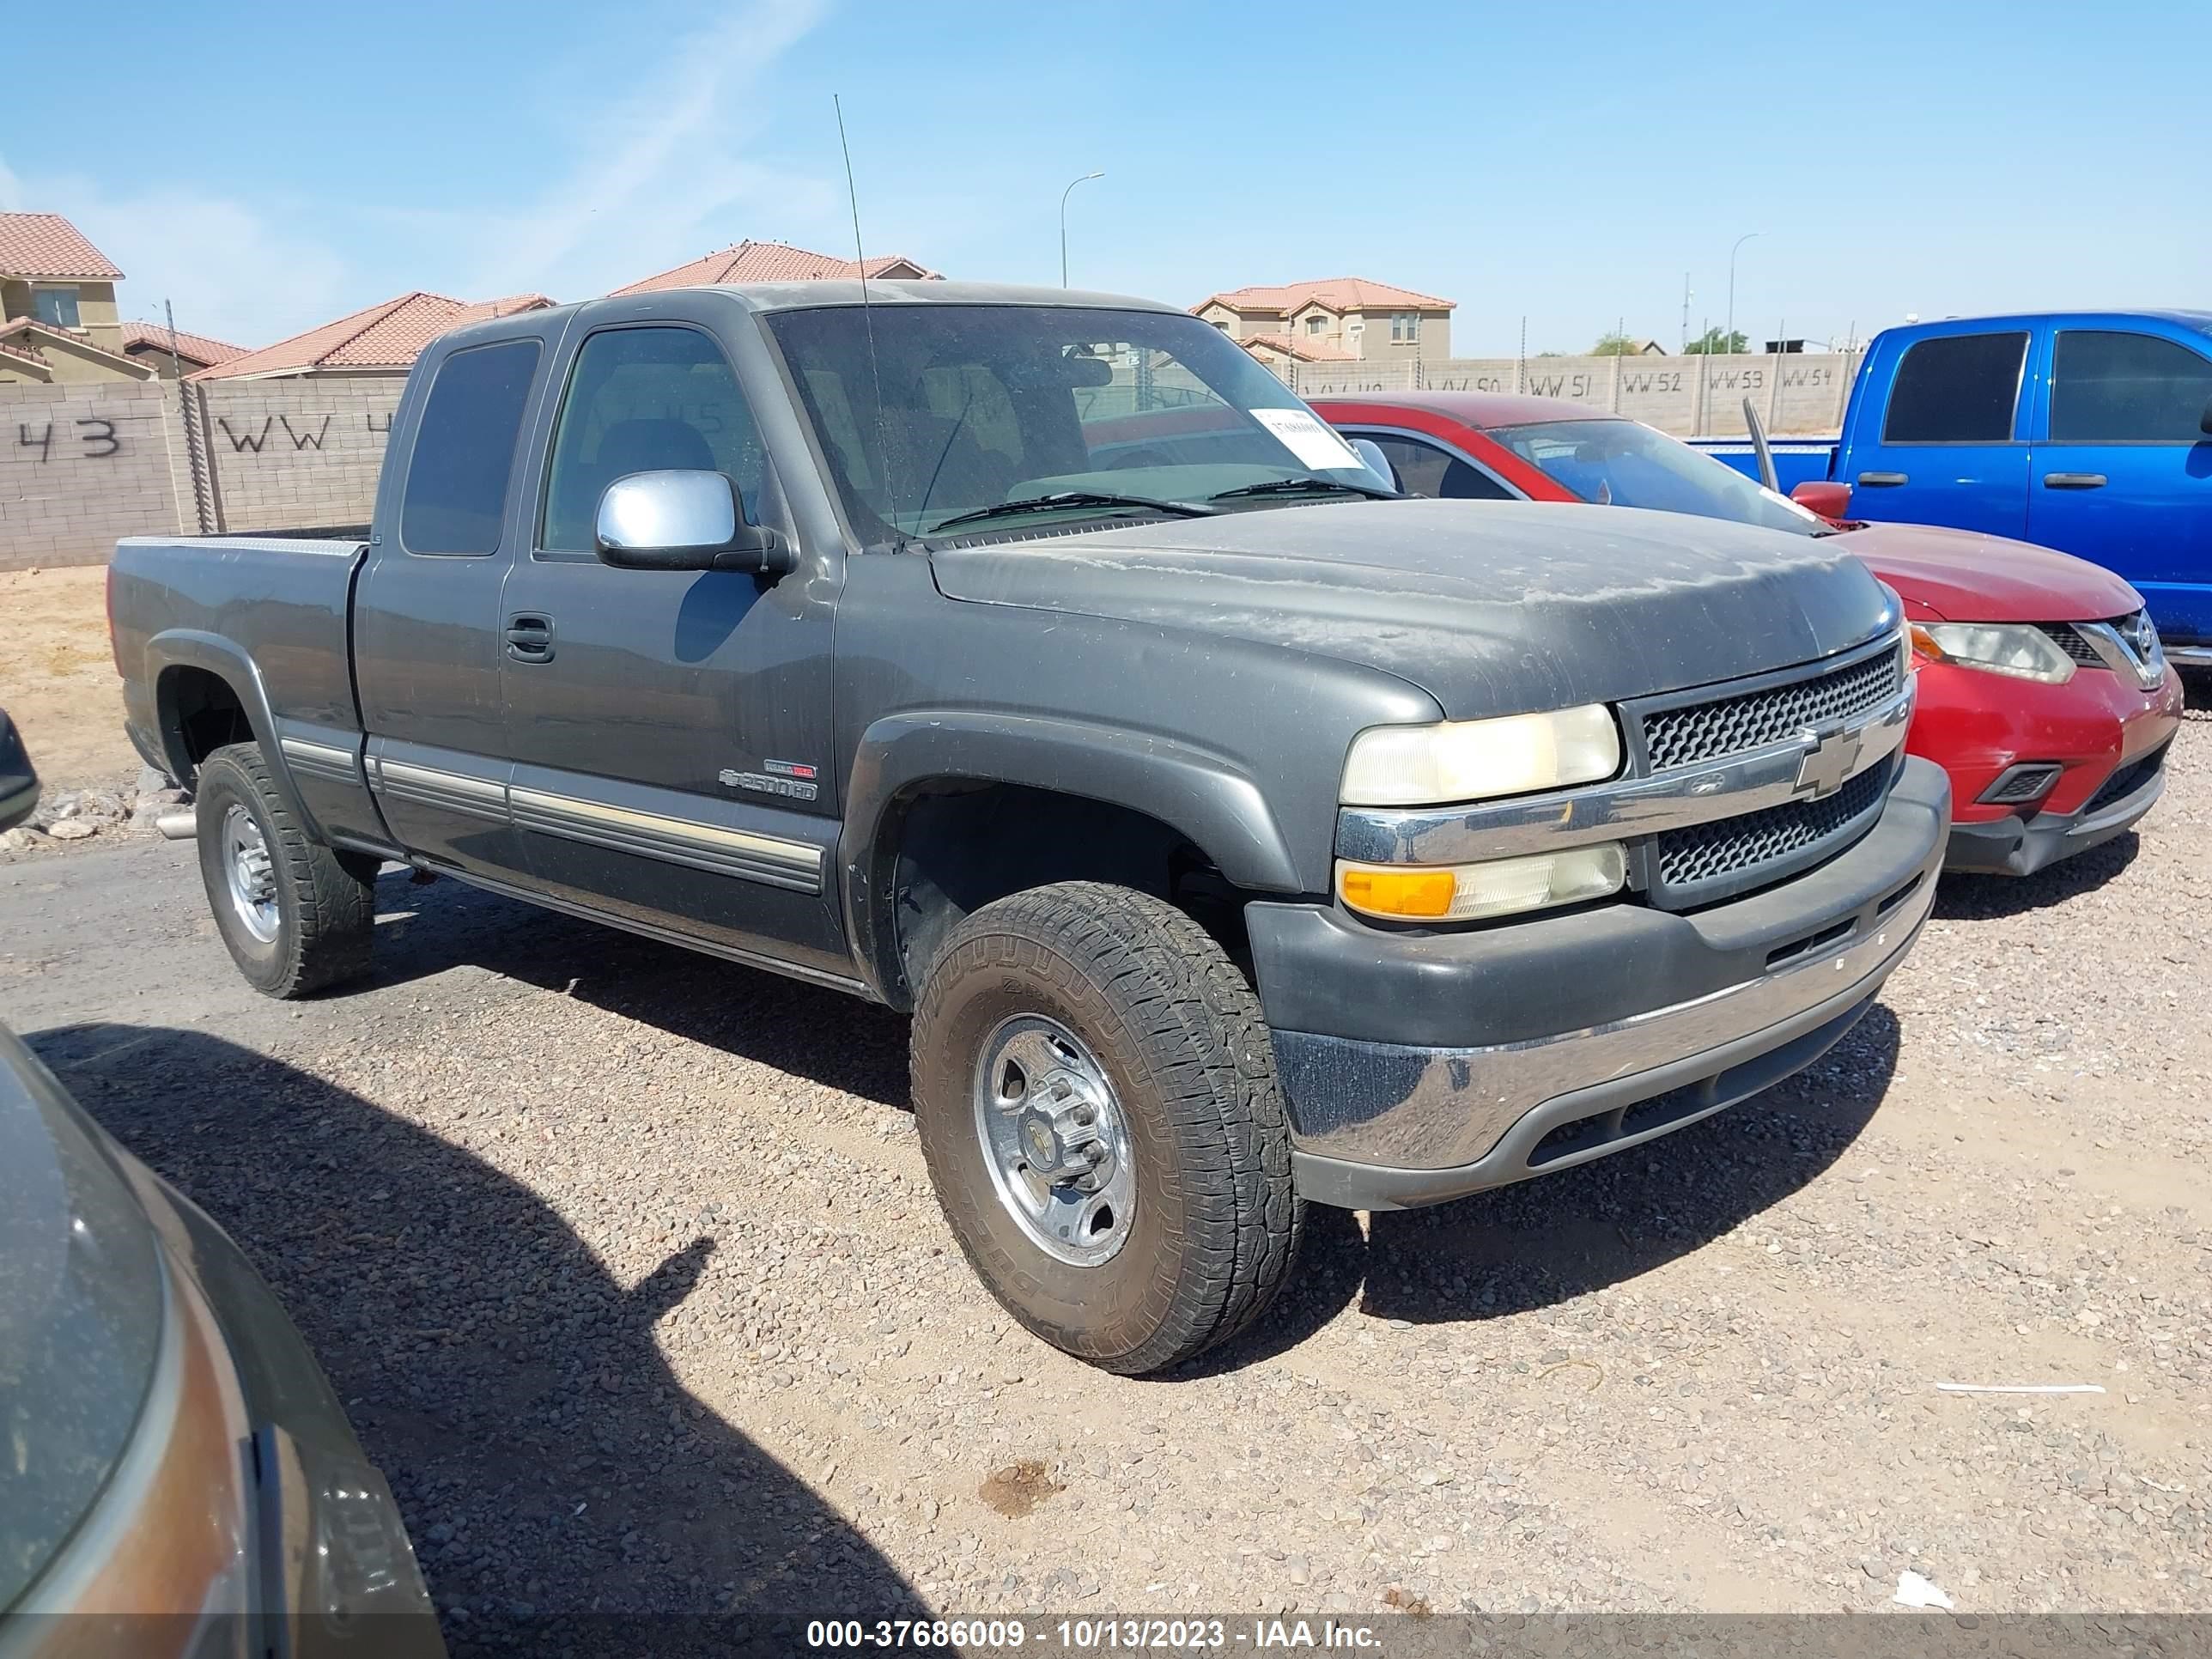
[805, 1617, 1387, 1651]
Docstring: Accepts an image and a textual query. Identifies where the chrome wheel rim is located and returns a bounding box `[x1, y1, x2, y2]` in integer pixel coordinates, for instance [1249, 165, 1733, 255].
[971, 1015, 1134, 1267]
[222, 804, 279, 945]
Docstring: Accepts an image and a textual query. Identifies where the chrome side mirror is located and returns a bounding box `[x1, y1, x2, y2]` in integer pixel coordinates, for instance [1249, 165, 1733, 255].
[595, 471, 791, 574]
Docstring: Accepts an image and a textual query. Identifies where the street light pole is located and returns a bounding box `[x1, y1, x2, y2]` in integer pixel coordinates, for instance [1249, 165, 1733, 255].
[1726, 231, 1762, 357]
[1060, 171, 1104, 288]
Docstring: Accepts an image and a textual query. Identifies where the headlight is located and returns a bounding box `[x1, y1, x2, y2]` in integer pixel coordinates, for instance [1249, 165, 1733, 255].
[1910, 623, 2075, 684]
[1338, 844, 1626, 922]
[1340, 704, 1620, 807]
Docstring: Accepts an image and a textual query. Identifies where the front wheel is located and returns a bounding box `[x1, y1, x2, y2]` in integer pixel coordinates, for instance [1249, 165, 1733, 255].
[908, 881, 1302, 1374]
[194, 743, 378, 999]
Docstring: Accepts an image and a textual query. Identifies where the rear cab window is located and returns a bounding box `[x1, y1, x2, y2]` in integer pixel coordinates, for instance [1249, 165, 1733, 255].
[398, 338, 544, 556]
[2050, 330, 2212, 441]
[1882, 332, 2027, 443]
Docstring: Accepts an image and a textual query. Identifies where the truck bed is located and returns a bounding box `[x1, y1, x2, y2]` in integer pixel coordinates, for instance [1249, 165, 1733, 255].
[108, 533, 370, 792]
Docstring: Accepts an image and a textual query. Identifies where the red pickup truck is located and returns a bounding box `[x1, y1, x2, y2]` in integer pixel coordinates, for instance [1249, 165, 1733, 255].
[1318, 392, 2182, 877]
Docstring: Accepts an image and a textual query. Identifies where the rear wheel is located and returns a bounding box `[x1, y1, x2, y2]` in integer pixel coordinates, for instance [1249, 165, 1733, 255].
[908, 881, 1302, 1374]
[194, 743, 378, 998]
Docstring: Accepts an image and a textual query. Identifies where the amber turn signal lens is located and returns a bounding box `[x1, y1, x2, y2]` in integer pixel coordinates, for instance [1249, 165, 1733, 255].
[1336, 866, 1458, 919]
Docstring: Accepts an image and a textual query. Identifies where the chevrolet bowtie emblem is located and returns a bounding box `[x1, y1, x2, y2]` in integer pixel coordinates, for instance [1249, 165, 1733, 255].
[1794, 726, 1863, 799]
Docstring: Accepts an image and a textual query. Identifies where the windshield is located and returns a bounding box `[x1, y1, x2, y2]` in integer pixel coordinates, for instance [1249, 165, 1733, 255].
[763, 303, 1391, 543]
[1486, 417, 1828, 537]
[0, 1025, 163, 1610]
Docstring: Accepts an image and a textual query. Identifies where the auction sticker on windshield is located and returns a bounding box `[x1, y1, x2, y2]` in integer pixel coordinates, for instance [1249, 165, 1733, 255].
[1251, 407, 1361, 471]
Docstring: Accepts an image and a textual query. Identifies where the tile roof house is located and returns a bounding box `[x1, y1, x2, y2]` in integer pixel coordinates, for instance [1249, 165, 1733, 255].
[0, 210, 133, 374]
[189, 290, 554, 381]
[0, 316, 155, 385]
[1236, 331, 1359, 368]
[1194, 276, 1456, 362]
[611, 239, 936, 295]
[118, 320, 249, 378]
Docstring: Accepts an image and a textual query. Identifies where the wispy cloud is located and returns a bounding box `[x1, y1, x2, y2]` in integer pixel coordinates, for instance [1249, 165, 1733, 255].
[454, 0, 838, 301]
[1, 157, 353, 347]
[0, 0, 837, 350]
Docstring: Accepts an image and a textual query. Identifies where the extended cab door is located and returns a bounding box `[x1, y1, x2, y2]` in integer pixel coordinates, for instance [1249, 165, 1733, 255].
[1843, 325, 2033, 538]
[354, 331, 553, 881]
[495, 302, 849, 981]
[2029, 325, 2212, 646]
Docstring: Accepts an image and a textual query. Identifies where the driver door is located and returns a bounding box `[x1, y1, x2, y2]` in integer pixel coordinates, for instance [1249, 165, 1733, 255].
[496, 313, 848, 979]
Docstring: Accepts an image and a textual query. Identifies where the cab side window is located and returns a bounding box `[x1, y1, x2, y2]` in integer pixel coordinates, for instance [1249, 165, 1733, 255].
[2051, 331, 2212, 442]
[398, 339, 543, 556]
[1361, 433, 1513, 500]
[540, 326, 766, 554]
[1881, 332, 2027, 444]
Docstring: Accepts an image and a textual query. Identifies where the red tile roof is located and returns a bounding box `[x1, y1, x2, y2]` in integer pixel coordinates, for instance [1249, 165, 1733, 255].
[1239, 331, 1358, 364]
[611, 239, 936, 295]
[0, 212, 125, 280]
[119, 320, 249, 368]
[189, 290, 554, 380]
[0, 316, 151, 376]
[1195, 276, 1455, 317]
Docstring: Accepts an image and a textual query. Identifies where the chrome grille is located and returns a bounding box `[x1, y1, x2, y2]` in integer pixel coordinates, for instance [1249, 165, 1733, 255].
[1655, 763, 1889, 896]
[1641, 647, 1902, 773]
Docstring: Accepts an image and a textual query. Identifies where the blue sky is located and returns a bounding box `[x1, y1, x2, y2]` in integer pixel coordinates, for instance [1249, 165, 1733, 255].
[5, 0, 2205, 356]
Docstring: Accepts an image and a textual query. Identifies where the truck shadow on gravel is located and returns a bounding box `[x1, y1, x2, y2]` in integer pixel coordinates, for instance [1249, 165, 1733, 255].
[1195, 1006, 1902, 1372]
[346, 869, 1905, 1379]
[29, 1020, 931, 1659]
[358, 871, 914, 1108]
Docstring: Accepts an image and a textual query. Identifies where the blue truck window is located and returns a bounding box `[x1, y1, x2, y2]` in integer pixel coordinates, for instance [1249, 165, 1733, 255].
[398, 339, 544, 556]
[1881, 332, 2027, 444]
[2051, 331, 2212, 443]
[540, 326, 765, 552]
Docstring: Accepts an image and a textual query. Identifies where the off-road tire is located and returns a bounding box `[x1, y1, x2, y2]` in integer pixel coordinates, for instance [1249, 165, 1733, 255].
[194, 742, 378, 999]
[908, 881, 1303, 1374]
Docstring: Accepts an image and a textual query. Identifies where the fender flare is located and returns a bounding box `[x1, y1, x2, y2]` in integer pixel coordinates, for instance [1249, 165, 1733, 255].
[146, 629, 315, 831]
[840, 709, 1304, 1000]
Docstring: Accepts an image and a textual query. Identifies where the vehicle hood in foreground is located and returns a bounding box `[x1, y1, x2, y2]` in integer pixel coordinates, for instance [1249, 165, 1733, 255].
[1838, 522, 2143, 623]
[931, 499, 1896, 719]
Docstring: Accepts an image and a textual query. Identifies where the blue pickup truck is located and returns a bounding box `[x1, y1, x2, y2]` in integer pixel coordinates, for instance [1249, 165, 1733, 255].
[1697, 311, 2212, 662]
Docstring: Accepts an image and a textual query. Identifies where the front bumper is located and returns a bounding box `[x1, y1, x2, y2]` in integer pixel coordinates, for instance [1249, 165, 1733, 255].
[1946, 738, 2171, 876]
[1914, 658, 2182, 876]
[1249, 756, 1948, 1210]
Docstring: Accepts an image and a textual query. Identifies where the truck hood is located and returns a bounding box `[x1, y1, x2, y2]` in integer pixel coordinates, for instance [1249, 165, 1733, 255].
[929, 499, 1897, 719]
[1835, 521, 2144, 624]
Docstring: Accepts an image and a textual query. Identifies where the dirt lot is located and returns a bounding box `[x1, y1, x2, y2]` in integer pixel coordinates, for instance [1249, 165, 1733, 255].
[0, 565, 137, 789]
[3, 665, 2207, 1646]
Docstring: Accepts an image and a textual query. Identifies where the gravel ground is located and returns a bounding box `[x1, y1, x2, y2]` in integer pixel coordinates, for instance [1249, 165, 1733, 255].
[3, 682, 2207, 1649]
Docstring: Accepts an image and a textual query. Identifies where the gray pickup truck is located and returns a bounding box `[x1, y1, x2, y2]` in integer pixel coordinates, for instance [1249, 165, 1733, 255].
[110, 281, 1948, 1372]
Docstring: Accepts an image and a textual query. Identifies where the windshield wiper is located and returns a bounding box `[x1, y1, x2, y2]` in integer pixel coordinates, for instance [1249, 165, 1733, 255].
[1210, 476, 1401, 502]
[926, 490, 1218, 533]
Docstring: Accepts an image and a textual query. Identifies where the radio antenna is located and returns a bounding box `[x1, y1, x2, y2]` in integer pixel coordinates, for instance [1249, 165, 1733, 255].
[834, 94, 902, 544]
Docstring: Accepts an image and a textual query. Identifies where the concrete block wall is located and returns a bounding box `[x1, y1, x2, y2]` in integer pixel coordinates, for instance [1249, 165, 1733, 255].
[0, 380, 193, 571]
[198, 379, 399, 532]
[1279, 351, 1863, 436]
[0, 347, 1866, 570]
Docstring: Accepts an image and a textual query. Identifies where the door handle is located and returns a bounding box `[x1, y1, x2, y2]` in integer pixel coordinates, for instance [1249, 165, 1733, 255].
[2042, 472, 2108, 489]
[1856, 471, 1909, 487]
[503, 613, 556, 663]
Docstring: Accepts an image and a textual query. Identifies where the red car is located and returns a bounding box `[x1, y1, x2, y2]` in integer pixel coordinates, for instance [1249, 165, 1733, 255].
[1315, 392, 2184, 877]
